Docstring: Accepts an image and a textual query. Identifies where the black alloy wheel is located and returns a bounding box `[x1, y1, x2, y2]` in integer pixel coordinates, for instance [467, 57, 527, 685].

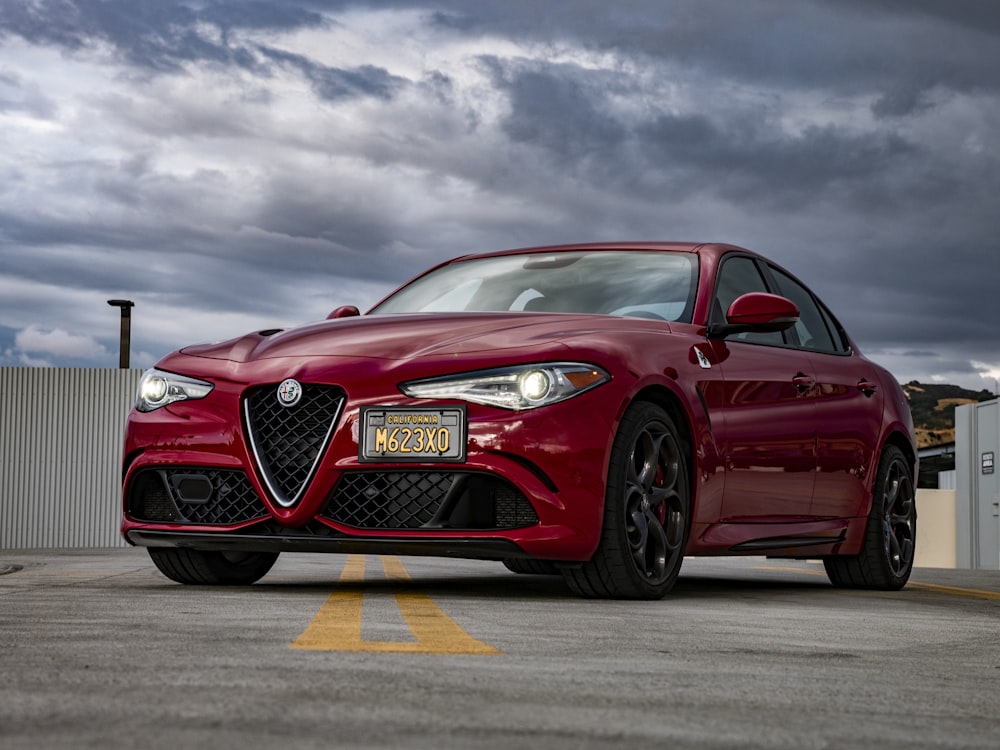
[824, 444, 916, 590]
[563, 402, 690, 599]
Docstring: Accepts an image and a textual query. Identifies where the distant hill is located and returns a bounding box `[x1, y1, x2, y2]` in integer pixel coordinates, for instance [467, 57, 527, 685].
[902, 381, 995, 448]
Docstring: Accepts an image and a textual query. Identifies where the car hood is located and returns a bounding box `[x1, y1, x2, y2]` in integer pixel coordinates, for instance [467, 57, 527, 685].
[179, 312, 671, 364]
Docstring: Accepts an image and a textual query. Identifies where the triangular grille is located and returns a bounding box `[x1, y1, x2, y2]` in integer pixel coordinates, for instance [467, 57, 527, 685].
[244, 383, 344, 507]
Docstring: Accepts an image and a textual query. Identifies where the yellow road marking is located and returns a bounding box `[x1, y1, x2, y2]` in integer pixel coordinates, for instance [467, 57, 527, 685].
[907, 581, 1000, 601]
[290, 554, 366, 651]
[753, 565, 1000, 600]
[290, 555, 501, 655]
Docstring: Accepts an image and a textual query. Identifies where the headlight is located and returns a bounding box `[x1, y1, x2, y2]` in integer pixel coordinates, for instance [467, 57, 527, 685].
[136, 368, 214, 412]
[400, 363, 610, 410]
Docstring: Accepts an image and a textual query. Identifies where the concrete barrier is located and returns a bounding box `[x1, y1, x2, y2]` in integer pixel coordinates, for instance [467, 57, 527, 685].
[914, 489, 956, 568]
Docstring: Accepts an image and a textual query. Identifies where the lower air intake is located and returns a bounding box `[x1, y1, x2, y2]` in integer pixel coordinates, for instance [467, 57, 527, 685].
[322, 472, 538, 530]
[127, 469, 268, 525]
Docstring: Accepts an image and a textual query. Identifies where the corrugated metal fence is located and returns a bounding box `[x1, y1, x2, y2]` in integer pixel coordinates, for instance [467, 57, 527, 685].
[1, 367, 143, 548]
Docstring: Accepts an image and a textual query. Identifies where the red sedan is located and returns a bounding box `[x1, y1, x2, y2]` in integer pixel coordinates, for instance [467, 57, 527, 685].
[121, 242, 917, 599]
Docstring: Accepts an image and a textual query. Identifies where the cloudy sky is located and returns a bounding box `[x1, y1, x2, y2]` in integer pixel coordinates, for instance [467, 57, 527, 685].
[1, 0, 998, 391]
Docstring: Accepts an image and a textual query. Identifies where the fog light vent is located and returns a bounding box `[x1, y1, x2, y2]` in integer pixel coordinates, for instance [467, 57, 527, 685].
[126, 468, 268, 525]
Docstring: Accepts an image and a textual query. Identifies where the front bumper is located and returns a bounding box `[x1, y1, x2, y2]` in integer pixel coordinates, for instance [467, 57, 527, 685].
[122, 382, 617, 562]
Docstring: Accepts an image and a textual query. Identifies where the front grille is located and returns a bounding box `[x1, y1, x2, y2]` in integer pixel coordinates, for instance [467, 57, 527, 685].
[127, 469, 268, 525]
[244, 383, 345, 507]
[322, 472, 538, 530]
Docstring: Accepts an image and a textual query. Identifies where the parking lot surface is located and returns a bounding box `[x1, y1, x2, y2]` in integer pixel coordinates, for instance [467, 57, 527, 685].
[2, 549, 999, 749]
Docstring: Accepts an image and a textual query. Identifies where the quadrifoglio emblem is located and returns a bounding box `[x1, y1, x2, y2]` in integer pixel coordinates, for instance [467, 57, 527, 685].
[276, 378, 303, 407]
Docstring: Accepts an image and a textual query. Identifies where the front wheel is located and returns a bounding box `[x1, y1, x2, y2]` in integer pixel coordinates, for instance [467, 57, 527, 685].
[563, 402, 690, 599]
[824, 445, 916, 590]
[148, 548, 279, 585]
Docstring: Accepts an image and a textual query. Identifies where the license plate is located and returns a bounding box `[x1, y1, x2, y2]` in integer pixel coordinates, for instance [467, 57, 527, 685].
[359, 406, 467, 463]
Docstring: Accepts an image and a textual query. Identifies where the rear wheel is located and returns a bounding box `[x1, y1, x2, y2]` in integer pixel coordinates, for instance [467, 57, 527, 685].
[824, 445, 916, 590]
[148, 548, 279, 585]
[563, 402, 690, 599]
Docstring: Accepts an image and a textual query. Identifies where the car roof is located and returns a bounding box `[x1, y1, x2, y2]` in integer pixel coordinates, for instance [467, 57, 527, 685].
[449, 241, 757, 264]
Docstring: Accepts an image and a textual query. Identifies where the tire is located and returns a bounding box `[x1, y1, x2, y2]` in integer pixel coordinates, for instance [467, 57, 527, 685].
[824, 445, 916, 590]
[148, 547, 279, 585]
[562, 402, 690, 599]
[502, 558, 560, 575]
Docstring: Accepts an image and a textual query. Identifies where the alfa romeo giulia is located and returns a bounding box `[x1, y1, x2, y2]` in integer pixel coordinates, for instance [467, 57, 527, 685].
[121, 242, 917, 599]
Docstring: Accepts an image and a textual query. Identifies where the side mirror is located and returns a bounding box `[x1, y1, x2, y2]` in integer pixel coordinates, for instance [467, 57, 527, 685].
[707, 292, 799, 339]
[326, 305, 361, 320]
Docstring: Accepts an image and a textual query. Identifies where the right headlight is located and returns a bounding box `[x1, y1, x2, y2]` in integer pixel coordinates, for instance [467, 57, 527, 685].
[400, 363, 610, 410]
[136, 368, 214, 412]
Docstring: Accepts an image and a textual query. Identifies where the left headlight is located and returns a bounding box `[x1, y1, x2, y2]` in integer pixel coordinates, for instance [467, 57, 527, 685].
[136, 368, 214, 412]
[400, 363, 610, 410]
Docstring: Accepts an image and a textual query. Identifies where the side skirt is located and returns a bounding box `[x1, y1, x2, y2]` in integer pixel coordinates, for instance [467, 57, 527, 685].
[688, 517, 866, 557]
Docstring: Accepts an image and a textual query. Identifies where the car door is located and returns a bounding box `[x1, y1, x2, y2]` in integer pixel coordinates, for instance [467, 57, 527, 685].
[704, 254, 818, 521]
[766, 265, 883, 518]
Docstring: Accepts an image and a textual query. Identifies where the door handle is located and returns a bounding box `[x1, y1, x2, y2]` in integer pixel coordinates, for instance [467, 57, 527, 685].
[857, 379, 878, 397]
[792, 374, 815, 393]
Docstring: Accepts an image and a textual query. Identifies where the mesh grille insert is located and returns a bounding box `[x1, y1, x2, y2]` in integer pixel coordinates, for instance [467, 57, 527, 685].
[244, 383, 344, 507]
[323, 471, 538, 530]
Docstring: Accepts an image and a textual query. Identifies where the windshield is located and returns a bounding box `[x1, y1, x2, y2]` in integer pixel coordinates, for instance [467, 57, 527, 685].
[369, 250, 699, 322]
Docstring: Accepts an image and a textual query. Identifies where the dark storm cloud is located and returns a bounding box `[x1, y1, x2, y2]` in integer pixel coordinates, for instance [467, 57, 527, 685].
[0, 0, 325, 71]
[252, 181, 398, 249]
[479, 52, 920, 211]
[430, 0, 1000, 92]
[0, 203, 387, 320]
[637, 116, 916, 207]
[6, 0, 1000, 98]
[482, 57, 627, 162]
[198, 1, 326, 31]
[1, 1, 214, 72]
[257, 46, 409, 101]
[0, 0, 997, 387]
[837, 0, 1000, 36]
[870, 86, 934, 120]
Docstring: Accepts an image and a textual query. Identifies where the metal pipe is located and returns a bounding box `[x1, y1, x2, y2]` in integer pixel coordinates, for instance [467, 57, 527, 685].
[107, 299, 134, 369]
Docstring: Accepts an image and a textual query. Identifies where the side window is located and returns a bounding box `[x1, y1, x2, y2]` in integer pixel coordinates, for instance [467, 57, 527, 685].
[817, 303, 851, 353]
[768, 267, 840, 353]
[712, 256, 784, 345]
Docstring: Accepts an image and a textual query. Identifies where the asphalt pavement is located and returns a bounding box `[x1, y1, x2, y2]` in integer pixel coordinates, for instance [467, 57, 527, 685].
[2, 548, 999, 749]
